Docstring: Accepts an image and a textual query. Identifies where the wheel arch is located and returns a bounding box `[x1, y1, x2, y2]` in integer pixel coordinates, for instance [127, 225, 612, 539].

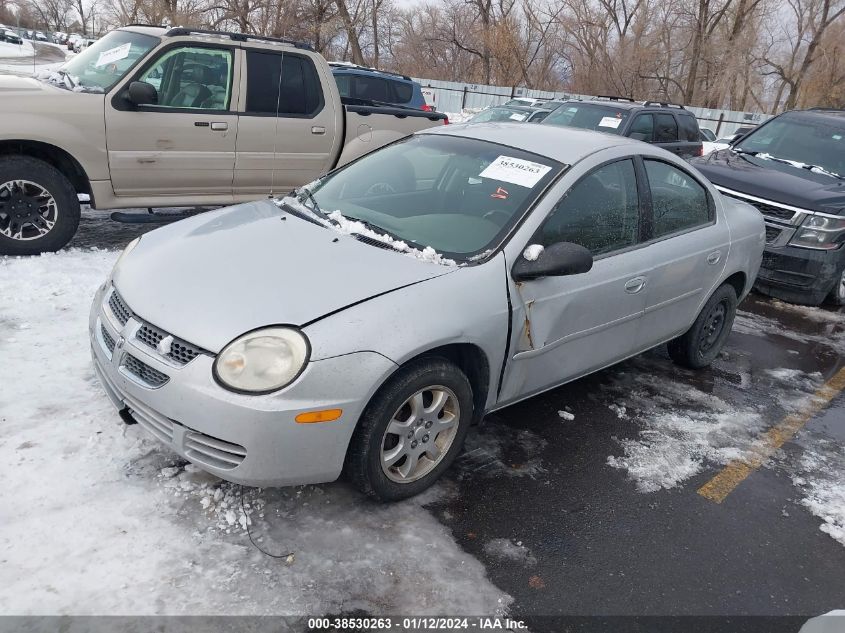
[0, 140, 92, 199]
[722, 270, 748, 300]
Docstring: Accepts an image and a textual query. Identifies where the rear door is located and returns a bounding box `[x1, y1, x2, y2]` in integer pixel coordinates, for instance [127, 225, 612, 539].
[636, 158, 729, 347]
[105, 43, 238, 197]
[234, 49, 341, 196]
[653, 112, 684, 156]
[676, 112, 704, 158]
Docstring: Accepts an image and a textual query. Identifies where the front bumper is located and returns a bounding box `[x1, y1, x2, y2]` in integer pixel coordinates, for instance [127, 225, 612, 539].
[88, 283, 397, 486]
[754, 244, 845, 305]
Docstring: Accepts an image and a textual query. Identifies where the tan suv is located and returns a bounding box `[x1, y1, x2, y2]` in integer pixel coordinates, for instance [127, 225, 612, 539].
[0, 26, 446, 255]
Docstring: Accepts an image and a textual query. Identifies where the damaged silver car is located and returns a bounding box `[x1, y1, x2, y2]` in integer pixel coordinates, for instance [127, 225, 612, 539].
[89, 124, 765, 500]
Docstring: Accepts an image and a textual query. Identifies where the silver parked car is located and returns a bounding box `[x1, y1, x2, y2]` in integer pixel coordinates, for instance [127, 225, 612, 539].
[89, 124, 765, 500]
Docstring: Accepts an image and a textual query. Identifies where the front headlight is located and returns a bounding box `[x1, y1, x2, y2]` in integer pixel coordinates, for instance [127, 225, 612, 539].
[113, 236, 141, 272]
[214, 327, 310, 394]
[788, 214, 845, 250]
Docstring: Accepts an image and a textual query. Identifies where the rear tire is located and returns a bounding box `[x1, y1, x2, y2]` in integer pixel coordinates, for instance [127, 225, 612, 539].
[668, 284, 737, 369]
[0, 156, 80, 256]
[345, 357, 473, 502]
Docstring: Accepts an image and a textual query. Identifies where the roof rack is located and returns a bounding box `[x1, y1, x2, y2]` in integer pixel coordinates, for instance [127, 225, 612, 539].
[327, 61, 411, 81]
[643, 100, 686, 109]
[164, 27, 312, 50]
[122, 23, 168, 28]
[596, 94, 635, 102]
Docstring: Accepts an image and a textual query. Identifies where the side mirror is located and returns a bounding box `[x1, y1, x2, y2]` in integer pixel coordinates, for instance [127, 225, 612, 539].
[126, 81, 158, 106]
[512, 242, 593, 281]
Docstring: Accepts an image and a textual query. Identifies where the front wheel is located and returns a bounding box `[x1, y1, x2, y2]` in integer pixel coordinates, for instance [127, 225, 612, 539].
[668, 284, 737, 369]
[345, 357, 473, 501]
[0, 156, 81, 256]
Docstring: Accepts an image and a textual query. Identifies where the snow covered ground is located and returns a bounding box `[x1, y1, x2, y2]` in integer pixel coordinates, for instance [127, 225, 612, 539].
[0, 249, 510, 616]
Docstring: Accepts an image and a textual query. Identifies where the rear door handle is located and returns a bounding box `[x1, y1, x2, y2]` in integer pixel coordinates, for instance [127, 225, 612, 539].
[624, 276, 646, 294]
[707, 250, 722, 265]
[210, 122, 228, 131]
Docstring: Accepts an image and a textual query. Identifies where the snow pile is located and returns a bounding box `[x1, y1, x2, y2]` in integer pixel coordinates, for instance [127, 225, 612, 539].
[755, 153, 843, 180]
[444, 110, 478, 123]
[0, 39, 35, 58]
[0, 249, 509, 615]
[483, 538, 537, 566]
[34, 69, 104, 93]
[792, 444, 845, 546]
[523, 244, 544, 261]
[558, 410, 574, 421]
[604, 368, 768, 492]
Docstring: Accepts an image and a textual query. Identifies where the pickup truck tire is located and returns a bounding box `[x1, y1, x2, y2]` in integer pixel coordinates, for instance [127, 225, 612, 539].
[668, 284, 737, 369]
[827, 269, 845, 306]
[0, 156, 80, 256]
[344, 357, 473, 501]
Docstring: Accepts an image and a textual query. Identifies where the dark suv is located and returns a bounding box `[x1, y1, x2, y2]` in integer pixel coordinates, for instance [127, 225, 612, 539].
[692, 109, 845, 306]
[541, 97, 703, 159]
[329, 62, 429, 110]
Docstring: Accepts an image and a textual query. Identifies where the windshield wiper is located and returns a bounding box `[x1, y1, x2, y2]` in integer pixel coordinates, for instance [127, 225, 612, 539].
[277, 198, 325, 228]
[296, 187, 328, 219]
[342, 214, 409, 245]
[56, 70, 77, 90]
[798, 163, 844, 180]
[745, 153, 844, 180]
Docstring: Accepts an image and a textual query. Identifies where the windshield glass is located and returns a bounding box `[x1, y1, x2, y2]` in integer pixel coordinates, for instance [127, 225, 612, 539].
[735, 115, 845, 177]
[309, 134, 564, 260]
[469, 107, 531, 123]
[59, 30, 159, 91]
[543, 103, 629, 135]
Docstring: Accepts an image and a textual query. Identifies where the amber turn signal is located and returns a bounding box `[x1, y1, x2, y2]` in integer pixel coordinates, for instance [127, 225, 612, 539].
[295, 409, 343, 423]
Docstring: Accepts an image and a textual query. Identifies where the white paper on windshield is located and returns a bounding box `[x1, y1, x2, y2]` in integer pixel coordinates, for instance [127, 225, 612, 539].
[479, 155, 552, 188]
[509, 113, 527, 121]
[598, 116, 622, 129]
[95, 42, 131, 67]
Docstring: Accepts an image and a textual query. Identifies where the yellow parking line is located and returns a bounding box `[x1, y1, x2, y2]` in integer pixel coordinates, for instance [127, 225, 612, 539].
[698, 366, 845, 504]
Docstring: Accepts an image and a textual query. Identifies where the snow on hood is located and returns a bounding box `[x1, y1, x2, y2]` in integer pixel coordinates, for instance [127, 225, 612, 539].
[34, 69, 104, 93]
[112, 199, 456, 352]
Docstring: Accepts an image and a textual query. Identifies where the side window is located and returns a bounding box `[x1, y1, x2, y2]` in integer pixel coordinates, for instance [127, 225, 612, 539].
[678, 114, 700, 142]
[140, 46, 233, 110]
[654, 113, 678, 143]
[391, 80, 413, 103]
[644, 160, 711, 237]
[245, 50, 323, 116]
[334, 74, 351, 98]
[629, 114, 654, 142]
[539, 159, 640, 256]
[353, 75, 390, 102]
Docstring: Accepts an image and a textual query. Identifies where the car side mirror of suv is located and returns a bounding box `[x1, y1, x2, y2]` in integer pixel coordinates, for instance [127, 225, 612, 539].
[512, 242, 593, 281]
[126, 81, 158, 107]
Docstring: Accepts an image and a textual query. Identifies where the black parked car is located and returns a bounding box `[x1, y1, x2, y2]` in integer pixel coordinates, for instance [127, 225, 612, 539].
[541, 96, 704, 159]
[692, 108, 845, 305]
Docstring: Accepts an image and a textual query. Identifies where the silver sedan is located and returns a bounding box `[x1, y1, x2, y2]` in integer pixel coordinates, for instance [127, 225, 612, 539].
[89, 123, 765, 500]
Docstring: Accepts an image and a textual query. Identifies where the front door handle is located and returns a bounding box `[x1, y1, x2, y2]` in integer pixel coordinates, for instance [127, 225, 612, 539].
[311, 126, 326, 135]
[624, 276, 646, 294]
[210, 122, 228, 131]
[707, 250, 722, 265]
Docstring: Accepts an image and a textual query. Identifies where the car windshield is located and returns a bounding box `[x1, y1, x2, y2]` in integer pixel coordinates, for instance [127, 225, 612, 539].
[543, 103, 629, 135]
[59, 30, 159, 91]
[735, 115, 845, 178]
[308, 134, 564, 261]
[469, 107, 531, 123]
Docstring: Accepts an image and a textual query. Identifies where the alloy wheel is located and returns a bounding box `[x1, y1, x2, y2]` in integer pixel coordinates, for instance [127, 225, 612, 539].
[0, 179, 58, 241]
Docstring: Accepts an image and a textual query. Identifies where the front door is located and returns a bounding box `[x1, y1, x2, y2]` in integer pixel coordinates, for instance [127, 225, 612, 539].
[500, 158, 650, 402]
[105, 44, 238, 197]
[233, 49, 340, 196]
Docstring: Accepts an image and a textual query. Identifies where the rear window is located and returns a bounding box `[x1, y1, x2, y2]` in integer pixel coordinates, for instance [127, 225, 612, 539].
[392, 80, 413, 103]
[543, 103, 629, 135]
[654, 113, 678, 143]
[678, 114, 701, 142]
[352, 75, 390, 102]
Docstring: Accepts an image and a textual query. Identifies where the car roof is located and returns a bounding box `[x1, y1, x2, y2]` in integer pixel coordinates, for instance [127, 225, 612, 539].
[421, 122, 644, 164]
[788, 108, 845, 126]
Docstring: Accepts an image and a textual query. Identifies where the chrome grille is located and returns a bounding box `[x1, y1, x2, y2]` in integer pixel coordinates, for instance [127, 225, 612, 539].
[108, 290, 133, 326]
[136, 323, 208, 365]
[122, 353, 169, 387]
[101, 324, 116, 354]
[184, 430, 247, 470]
[719, 190, 800, 223]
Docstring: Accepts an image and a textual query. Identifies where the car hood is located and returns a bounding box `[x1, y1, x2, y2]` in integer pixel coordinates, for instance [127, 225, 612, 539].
[692, 149, 845, 215]
[0, 73, 63, 94]
[113, 200, 457, 353]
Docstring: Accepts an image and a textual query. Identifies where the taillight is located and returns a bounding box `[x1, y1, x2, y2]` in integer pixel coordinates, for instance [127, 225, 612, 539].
[421, 104, 434, 112]
[443, 116, 449, 125]
[697, 146, 704, 156]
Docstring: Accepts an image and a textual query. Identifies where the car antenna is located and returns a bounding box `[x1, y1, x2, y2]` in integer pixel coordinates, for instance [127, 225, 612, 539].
[269, 55, 284, 199]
